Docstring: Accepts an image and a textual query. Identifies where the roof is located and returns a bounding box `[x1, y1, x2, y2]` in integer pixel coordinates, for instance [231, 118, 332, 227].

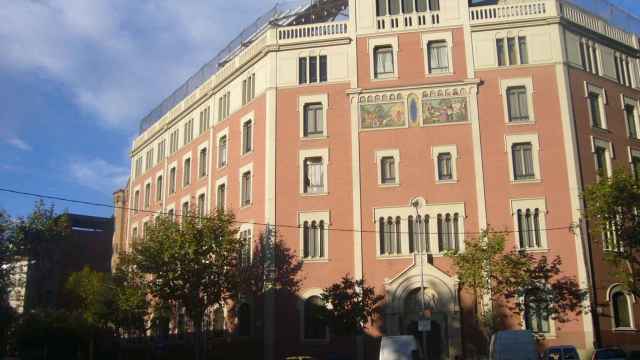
[139, 0, 349, 134]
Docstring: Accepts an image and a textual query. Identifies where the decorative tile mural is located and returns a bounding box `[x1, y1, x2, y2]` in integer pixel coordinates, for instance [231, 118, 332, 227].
[407, 94, 420, 128]
[422, 97, 468, 125]
[360, 102, 406, 129]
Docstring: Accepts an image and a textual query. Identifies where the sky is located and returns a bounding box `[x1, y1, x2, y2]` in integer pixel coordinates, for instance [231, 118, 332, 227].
[0, 0, 638, 219]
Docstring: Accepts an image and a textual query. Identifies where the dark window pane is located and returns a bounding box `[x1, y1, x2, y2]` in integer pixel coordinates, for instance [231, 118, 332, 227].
[416, 0, 428, 12]
[319, 55, 327, 82]
[402, 0, 413, 13]
[496, 39, 505, 66]
[518, 36, 528, 64]
[299, 57, 307, 84]
[309, 56, 318, 83]
[376, 0, 387, 16]
[389, 0, 400, 15]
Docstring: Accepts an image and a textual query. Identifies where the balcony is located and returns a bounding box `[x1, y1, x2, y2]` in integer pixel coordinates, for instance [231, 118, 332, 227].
[277, 21, 349, 44]
[469, 0, 556, 24]
[376, 12, 441, 31]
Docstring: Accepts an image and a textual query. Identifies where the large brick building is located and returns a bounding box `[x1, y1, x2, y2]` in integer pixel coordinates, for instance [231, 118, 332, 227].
[114, 0, 640, 358]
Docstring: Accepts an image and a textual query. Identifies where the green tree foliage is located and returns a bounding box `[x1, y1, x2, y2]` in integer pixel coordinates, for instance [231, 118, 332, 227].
[66, 266, 112, 328]
[129, 210, 245, 360]
[583, 169, 640, 296]
[447, 231, 587, 333]
[319, 275, 383, 336]
[110, 253, 151, 337]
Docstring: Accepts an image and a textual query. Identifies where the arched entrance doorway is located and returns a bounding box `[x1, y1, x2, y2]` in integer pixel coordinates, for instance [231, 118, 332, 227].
[402, 287, 448, 360]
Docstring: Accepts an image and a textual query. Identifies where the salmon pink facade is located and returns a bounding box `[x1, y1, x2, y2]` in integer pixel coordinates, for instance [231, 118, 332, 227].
[114, 0, 640, 358]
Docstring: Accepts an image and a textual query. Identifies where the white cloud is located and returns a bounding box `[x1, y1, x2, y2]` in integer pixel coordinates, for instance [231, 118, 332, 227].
[0, 0, 273, 131]
[68, 158, 130, 193]
[4, 137, 32, 151]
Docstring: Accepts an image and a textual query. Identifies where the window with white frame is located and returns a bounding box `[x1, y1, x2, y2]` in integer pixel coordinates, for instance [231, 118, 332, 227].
[524, 294, 551, 333]
[506, 86, 530, 122]
[146, 148, 154, 171]
[408, 215, 429, 253]
[303, 103, 324, 137]
[218, 91, 231, 121]
[379, 216, 402, 255]
[300, 212, 329, 260]
[134, 157, 143, 178]
[197, 193, 206, 217]
[133, 190, 140, 213]
[580, 39, 600, 75]
[183, 157, 191, 187]
[157, 140, 166, 163]
[144, 183, 151, 209]
[132, 226, 138, 241]
[593, 138, 612, 179]
[303, 157, 325, 194]
[169, 167, 177, 194]
[432, 145, 458, 183]
[184, 119, 194, 145]
[512, 199, 548, 250]
[242, 73, 256, 105]
[199, 107, 210, 136]
[589, 92, 604, 128]
[615, 53, 634, 87]
[199, 147, 208, 178]
[374, 46, 394, 79]
[512, 143, 535, 181]
[239, 227, 252, 266]
[299, 56, 327, 85]
[381, 156, 396, 184]
[437, 213, 460, 252]
[242, 119, 253, 155]
[169, 129, 180, 154]
[610, 285, 634, 329]
[602, 222, 621, 252]
[623, 98, 639, 139]
[427, 41, 449, 74]
[182, 201, 190, 216]
[156, 175, 163, 202]
[497, 36, 528, 66]
[216, 181, 226, 210]
[241, 170, 252, 207]
[218, 134, 228, 168]
[376, 0, 438, 16]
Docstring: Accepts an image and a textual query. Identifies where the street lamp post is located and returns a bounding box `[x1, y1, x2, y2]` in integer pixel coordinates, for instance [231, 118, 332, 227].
[411, 199, 428, 360]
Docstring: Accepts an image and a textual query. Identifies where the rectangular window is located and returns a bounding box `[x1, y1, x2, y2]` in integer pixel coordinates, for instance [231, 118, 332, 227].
[429, 0, 439, 11]
[156, 176, 163, 202]
[517, 208, 542, 249]
[379, 216, 402, 255]
[518, 36, 528, 64]
[589, 92, 603, 128]
[199, 148, 208, 177]
[199, 107, 210, 135]
[182, 202, 190, 216]
[170, 129, 180, 154]
[595, 146, 608, 177]
[416, 0, 428, 12]
[374, 46, 394, 78]
[169, 167, 176, 194]
[507, 37, 516, 65]
[626, 105, 637, 139]
[303, 103, 324, 137]
[184, 119, 194, 145]
[135, 158, 143, 178]
[146, 149, 154, 171]
[389, 0, 400, 15]
[242, 74, 255, 105]
[633, 156, 640, 180]
[242, 120, 253, 154]
[217, 183, 226, 210]
[309, 56, 318, 83]
[319, 55, 327, 83]
[241, 171, 252, 206]
[580, 41, 588, 72]
[524, 300, 551, 333]
[496, 39, 505, 66]
[183, 158, 191, 187]
[512, 143, 535, 180]
[299, 57, 308, 85]
[303, 220, 325, 259]
[157, 140, 166, 163]
[304, 157, 325, 194]
[427, 41, 449, 74]
[381, 156, 396, 184]
[592, 45, 600, 75]
[239, 229, 252, 266]
[134, 191, 140, 213]
[144, 184, 151, 209]
[402, 0, 413, 14]
[616, 56, 623, 84]
[625, 60, 633, 87]
[507, 86, 530, 122]
[376, 0, 387, 16]
[408, 215, 429, 254]
[197, 193, 206, 217]
[218, 136, 228, 167]
[437, 153, 453, 181]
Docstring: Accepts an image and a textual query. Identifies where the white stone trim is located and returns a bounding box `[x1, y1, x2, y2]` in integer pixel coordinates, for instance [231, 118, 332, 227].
[510, 198, 549, 251]
[368, 36, 399, 81]
[298, 148, 329, 196]
[505, 133, 541, 183]
[215, 176, 228, 210]
[431, 145, 459, 183]
[239, 163, 254, 208]
[591, 136, 614, 177]
[298, 94, 329, 138]
[499, 77, 536, 124]
[375, 149, 400, 186]
[298, 211, 330, 262]
[240, 111, 255, 157]
[421, 31, 454, 77]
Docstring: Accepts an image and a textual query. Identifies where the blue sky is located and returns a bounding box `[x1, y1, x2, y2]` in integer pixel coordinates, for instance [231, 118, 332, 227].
[0, 0, 638, 219]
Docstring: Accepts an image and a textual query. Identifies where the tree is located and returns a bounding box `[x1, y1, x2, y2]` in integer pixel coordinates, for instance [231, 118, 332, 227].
[319, 275, 383, 336]
[110, 253, 151, 337]
[583, 169, 640, 296]
[447, 231, 587, 340]
[130, 210, 244, 360]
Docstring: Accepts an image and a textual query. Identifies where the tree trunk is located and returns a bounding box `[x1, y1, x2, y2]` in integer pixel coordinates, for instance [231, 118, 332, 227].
[193, 317, 203, 360]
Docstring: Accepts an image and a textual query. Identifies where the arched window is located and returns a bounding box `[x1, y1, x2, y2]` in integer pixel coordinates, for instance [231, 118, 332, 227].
[611, 286, 633, 329]
[238, 303, 251, 337]
[438, 213, 459, 252]
[517, 208, 542, 249]
[304, 295, 327, 340]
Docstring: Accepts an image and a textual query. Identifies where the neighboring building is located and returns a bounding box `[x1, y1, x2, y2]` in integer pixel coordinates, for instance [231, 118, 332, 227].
[120, 0, 640, 357]
[112, 187, 129, 269]
[24, 214, 113, 311]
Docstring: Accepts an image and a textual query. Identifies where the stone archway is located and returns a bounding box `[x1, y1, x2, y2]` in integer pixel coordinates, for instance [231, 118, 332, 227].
[383, 255, 462, 359]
